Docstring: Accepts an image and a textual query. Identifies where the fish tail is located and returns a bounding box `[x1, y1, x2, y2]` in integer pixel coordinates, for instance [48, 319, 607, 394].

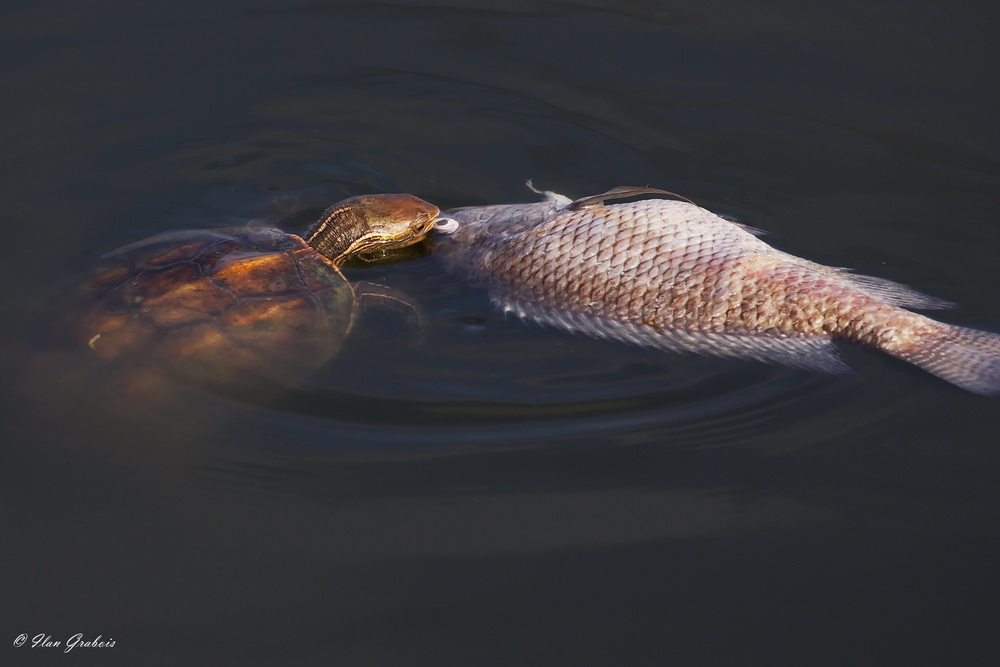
[886, 318, 1000, 394]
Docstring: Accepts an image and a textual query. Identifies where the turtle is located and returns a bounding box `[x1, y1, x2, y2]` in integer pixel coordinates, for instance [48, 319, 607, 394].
[73, 193, 443, 393]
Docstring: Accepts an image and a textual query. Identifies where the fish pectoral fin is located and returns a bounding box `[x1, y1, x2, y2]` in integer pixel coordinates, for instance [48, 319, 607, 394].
[525, 180, 573, 205]
[567, 186, 698, 210]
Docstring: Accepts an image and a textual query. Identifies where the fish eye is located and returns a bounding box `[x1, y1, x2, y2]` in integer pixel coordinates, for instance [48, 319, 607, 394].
[434, 217, 460, 234]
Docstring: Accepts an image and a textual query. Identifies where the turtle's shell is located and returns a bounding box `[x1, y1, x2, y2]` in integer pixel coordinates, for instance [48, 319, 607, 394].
[77, 226, 355, 388]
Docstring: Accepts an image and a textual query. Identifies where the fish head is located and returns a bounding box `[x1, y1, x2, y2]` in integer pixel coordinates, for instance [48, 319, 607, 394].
[434, 199, 569, 246]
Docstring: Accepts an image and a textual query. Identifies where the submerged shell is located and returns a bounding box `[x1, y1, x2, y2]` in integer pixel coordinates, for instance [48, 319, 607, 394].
[77, 226, 355, 387]
[434, 187, 1000, 394]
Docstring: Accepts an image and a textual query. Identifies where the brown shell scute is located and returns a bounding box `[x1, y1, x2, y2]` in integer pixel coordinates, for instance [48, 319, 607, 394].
[212, 251, 305, 296]
[121, 264, 238, 327]
[77, 227, 354, 384]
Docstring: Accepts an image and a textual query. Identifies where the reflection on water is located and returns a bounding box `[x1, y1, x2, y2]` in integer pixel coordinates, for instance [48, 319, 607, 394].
[4, 0, 1000, 664]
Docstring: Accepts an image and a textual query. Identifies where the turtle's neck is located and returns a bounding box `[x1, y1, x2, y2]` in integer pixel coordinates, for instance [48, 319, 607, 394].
[305, 199, 372, 266]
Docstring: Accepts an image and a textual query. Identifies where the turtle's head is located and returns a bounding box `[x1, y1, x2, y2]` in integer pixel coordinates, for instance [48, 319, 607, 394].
[306, 194, 441, 265]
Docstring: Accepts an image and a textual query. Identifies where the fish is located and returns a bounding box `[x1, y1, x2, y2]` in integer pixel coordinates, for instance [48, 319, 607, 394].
[432, 184, 1000, 394]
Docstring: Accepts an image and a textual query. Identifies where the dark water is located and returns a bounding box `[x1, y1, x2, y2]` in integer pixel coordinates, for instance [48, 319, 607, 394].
[4, 1, 1000, 664]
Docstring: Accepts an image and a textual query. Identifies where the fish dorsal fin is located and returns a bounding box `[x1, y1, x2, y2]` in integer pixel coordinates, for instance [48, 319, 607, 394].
[567, 186, 698, 210]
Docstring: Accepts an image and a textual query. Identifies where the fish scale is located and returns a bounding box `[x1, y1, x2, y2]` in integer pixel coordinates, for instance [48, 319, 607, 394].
[434, 186, 1000, 394]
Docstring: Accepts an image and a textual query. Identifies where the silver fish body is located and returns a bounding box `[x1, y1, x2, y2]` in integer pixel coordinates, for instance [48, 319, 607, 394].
[434, 186, 1000, 394]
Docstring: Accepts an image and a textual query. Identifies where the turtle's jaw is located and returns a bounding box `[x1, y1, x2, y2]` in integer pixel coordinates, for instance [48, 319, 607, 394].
[355, 198, 443, 255]
[408, 215, 441, 243]
[345, 219, 436, 257]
